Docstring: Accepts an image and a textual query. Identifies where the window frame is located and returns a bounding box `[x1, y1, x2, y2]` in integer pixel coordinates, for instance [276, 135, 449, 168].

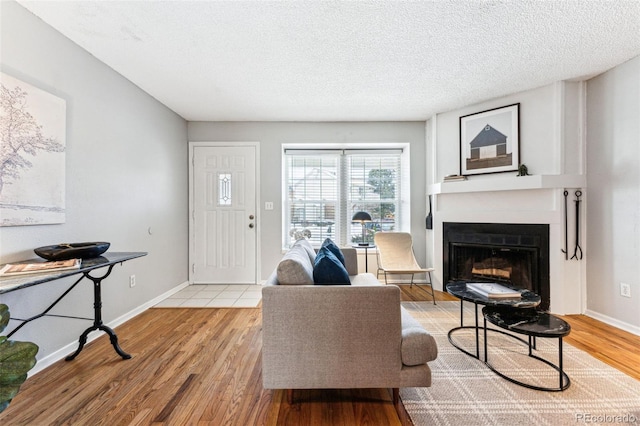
[282, 143, 410, 249]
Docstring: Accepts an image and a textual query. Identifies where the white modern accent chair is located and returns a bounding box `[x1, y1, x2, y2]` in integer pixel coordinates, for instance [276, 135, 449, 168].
[374, 231, 436, 305]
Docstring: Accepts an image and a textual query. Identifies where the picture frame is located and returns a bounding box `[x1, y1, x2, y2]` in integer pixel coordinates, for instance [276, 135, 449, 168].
[0, 72, 66, 226]
[459, 103, 520, 176]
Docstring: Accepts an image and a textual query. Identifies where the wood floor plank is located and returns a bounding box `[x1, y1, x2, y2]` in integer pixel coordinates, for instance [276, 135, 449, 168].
[561, 313, 640, 381]
[0, 287, 637, 425]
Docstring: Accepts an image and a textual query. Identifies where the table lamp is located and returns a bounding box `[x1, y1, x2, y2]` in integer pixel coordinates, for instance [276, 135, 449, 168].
[352, 211, 372, 246]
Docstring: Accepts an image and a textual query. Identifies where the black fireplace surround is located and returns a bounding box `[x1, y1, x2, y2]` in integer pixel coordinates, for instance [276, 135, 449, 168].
[443, 222, 550, 310]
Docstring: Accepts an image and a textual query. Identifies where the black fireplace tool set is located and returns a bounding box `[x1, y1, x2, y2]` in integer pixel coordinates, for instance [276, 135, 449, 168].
[561, 189, 583, 260]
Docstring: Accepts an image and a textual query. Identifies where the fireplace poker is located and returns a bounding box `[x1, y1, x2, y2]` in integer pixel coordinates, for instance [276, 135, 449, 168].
[570, 190, 583, 260]
[561, 190, 569, 260]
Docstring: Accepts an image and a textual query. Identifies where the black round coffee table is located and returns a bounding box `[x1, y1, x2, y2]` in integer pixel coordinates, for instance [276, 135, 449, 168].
[483, 306, 571, 391]
[446, 281, 541, 359]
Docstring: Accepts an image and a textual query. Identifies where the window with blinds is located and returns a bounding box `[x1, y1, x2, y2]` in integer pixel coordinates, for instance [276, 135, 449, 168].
[284, 148, 402, 248]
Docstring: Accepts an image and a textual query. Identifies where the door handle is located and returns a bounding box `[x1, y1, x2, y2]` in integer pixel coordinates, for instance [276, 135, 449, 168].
[249, 214, 255, 220]
[249, 223, 254, 229]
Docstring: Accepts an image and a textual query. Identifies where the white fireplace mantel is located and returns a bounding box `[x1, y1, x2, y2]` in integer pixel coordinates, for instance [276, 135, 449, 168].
[429, 174, 586, 196]
[425, 81, 589, 316]
[427, 173, 587, 315]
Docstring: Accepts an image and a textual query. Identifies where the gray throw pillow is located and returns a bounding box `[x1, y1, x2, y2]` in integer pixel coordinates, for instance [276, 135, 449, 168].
[277, 244, 314, 285]
[293, 238, 316, 264]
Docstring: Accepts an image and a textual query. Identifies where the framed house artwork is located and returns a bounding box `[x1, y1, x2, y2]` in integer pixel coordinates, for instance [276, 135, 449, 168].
[459, 103, 520, 176]
[0, 72, 66, 226]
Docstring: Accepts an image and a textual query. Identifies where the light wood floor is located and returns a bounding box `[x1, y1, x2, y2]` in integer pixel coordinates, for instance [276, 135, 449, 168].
[1, 285, 638, 425]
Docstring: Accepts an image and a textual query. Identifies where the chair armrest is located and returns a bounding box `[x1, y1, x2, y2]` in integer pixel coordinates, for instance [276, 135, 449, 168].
[340, 248, 358, 275]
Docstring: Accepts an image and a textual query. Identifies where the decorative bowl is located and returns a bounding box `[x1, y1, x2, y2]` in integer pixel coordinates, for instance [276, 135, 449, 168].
[34, 242, 110, 261]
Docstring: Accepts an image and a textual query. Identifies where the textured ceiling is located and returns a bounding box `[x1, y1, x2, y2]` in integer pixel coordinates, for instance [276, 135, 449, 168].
[16, 0, 640, 122]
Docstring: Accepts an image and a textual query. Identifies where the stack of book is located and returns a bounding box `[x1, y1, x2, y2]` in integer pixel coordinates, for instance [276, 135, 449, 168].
[443, 174, 467, 182]
[0, 258, 81, 277]
[466, 282, 521, 299]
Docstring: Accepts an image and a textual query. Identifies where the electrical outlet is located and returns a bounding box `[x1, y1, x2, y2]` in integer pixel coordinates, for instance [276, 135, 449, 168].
[129, 275, 136, 288]
[620, 282, 631, 298]
[265, 201, 274, 210]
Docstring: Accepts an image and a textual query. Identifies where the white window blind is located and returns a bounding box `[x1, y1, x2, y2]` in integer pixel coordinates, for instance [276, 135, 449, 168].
[285, 154, 340, 247]
[347, 153, 401, 245]
[284, 148, 402, 248]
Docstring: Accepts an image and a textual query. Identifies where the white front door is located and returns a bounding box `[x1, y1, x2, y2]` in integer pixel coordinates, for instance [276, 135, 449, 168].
[191, 144, 257, 284]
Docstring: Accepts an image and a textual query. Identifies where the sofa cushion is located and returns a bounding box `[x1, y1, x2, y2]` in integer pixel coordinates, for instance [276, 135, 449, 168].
[321, 238, 346, 267]
[349, 273, 382, 286]
[294, 238, 316, 264]
[313, 246, 351, 285]
[400, 307, 438, 365]
[277, 244, 314, 285]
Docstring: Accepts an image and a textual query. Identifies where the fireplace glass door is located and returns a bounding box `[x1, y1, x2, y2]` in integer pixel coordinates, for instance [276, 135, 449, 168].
[450, 243, 538, 291]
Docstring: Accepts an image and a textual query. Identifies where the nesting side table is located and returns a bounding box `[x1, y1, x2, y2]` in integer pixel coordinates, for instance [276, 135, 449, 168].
[483, 306, 571, 391]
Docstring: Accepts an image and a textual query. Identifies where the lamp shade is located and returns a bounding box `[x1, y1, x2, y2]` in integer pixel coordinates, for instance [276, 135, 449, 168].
[352, 211, 372, 222]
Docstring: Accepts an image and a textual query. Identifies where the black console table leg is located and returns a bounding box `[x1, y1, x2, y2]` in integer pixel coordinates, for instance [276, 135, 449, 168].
[65, 326, 91, 361]
[65, 324, 130, 361]
[66, 265, 131, 361]
[104, 324, 132, 359]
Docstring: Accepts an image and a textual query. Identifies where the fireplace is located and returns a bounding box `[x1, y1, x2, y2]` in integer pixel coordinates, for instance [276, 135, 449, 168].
[443, 222, 550, 310]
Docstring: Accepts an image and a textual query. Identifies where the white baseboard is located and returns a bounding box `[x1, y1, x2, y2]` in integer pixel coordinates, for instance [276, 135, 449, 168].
[584, 309, 640, 337]
[30, 281, 190, 376]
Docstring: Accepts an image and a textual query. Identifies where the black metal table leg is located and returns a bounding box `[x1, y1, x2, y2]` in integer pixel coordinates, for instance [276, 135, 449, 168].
[483, 316, 488, 362]
[7, 275, 85, 338]
[447, 299, 482, 359]
[448, 299, 492, 359]
[474, 302, 479, 358]
[365, 247, 368, 272]
[65, 265, 131, 361]
[559, 337, 564, 390]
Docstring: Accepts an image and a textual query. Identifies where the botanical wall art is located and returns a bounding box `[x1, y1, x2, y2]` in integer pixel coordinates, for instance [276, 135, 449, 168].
[0, 72, 66, 226]
[459, 103, 520, 176]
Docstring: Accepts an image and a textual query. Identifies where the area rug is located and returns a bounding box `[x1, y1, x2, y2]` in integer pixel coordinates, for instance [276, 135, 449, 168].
[400, 301, 640, 426]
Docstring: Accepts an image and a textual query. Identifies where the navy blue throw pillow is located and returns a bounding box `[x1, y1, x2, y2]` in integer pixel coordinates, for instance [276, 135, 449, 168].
[321, 238, 346, 267]
[313, 246, 351, 285]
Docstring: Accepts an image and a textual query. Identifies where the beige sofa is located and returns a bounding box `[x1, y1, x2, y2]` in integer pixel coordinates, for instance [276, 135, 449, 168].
[262, 239, 438, 404]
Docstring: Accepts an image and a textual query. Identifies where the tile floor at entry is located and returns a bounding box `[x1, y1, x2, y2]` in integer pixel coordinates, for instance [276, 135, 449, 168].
[154, 284, 262, 308]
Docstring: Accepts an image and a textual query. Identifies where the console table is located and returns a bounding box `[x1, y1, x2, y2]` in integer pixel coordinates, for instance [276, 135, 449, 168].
[0, 252, 147, 360]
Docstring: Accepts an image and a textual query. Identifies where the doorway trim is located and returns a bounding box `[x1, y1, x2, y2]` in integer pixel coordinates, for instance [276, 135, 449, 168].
[188, 141, 261, 284]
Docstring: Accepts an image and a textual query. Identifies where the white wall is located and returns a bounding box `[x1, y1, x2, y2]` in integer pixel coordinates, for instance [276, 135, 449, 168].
[427, 82, 587, 315]
[187, 122, 427, 279]
[0, 1, 189, 368]
[427, 63, 640, 333]
[431, 82, 585, 181]
[585, 55, 640, 333]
